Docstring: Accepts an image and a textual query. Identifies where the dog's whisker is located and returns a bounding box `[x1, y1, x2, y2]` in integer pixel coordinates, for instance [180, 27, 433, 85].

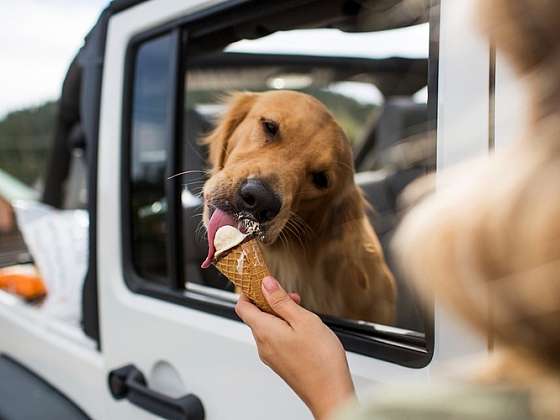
[289, 217, 306, 235]
[290, 220, 312, 250]
[281, 223, 295, 242]
[279, 230, 290, 251]
[181, 182, 206, 188]
[180, 178, 207, 183]
[291, 223, 306, 249]
[288, 211, 314, 237]
[282, 227, 300, 249]
[278, 231, 285, 249]
[283, 219, 306, 250]
[195, 221, 207, 242]
[168, 170, 208, 180]
[286, 219, 302, 237]
[180, 182, 206, 192]
[286, 219, 311, 259]
[284, 219, 304, 242]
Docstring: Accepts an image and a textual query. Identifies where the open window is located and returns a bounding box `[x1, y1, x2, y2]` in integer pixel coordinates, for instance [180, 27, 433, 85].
[124, 0, 439, 367]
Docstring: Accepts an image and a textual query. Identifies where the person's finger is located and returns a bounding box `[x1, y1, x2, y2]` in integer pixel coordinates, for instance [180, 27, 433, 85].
[236, 293, 287, 329]
[261, 276, 304, 325]
[288, 292, 301, 305]
[238, 293, 251, 303]
[235, 295, 262, 327]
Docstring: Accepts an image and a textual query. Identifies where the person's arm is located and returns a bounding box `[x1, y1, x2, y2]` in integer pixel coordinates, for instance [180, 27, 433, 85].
[235, 276, 355, 420]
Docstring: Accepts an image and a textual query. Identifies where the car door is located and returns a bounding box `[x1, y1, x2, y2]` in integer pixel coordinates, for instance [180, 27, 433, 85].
[98, 0, 490, 419]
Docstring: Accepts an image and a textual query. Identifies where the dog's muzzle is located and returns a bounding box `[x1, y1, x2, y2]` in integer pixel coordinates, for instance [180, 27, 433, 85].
[234, 178, 281, 223]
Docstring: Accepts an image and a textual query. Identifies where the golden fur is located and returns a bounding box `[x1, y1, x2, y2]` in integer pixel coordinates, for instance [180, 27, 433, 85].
[202, 90, 395, 324]
[394, 0, 560, 417]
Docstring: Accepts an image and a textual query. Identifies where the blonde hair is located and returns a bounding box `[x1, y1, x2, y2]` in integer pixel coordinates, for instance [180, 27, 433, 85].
[393, 0, 560, 417]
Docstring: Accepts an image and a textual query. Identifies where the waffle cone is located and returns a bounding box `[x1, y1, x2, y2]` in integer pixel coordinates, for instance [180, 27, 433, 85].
[214, 239, 273, 313]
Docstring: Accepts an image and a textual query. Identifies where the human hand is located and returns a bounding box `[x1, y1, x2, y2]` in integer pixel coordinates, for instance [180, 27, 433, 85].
[236, 276, 355, 420]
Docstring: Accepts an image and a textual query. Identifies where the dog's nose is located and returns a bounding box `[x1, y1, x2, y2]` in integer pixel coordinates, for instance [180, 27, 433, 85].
[235, 179, 281, 223]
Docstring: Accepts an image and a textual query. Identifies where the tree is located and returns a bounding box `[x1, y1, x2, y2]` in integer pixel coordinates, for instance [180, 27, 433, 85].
[0, 101, 57, 187]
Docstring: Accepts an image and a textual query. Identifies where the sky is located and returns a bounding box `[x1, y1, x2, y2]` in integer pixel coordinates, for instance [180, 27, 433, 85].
[0, 0, 109, 119]
[228, 24, 428, 59]
[0, 1, 428, 120]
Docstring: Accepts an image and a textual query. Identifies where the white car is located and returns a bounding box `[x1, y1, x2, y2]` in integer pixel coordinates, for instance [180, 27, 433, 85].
[0, 0, 526, 419]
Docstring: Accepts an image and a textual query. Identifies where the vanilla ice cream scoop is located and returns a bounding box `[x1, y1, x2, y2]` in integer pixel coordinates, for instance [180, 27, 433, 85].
[214, 225, 248, 258]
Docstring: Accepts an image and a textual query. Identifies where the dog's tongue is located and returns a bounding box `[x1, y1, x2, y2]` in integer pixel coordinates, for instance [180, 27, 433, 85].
[201, 208, 236, 268]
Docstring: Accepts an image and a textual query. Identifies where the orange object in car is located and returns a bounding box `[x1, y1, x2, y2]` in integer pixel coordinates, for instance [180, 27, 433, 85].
[0, 265, 47, 301]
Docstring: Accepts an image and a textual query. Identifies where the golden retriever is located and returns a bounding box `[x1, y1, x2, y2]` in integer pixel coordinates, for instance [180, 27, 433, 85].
[201, 90, 395, 324]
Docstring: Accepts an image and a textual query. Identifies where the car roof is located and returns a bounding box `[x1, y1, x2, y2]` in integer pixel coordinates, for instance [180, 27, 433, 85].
[189, 52, 428, 97]
[105, 0, 148, 14]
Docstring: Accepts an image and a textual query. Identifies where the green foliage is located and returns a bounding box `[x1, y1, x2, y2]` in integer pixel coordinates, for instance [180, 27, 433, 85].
[0, 101, 57, 187]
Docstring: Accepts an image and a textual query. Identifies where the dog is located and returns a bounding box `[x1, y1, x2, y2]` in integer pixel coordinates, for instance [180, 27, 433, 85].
[201, 90, 395, 324]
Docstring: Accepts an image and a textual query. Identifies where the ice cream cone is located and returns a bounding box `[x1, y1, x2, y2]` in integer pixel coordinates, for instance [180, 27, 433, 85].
[214, 238, 273, 313]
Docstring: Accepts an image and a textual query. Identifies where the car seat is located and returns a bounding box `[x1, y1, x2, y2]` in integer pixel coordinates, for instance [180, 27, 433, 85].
[356, 98, 431, 332]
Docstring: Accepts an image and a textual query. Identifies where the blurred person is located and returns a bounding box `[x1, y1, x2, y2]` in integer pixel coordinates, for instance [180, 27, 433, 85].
[235, 0, 560, 419]
[0, 196, 15, 233]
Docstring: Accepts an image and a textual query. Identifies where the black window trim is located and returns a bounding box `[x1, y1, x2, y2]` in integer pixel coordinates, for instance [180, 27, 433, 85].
[121, 0, 439, 368]
[166, 28, 186, 290]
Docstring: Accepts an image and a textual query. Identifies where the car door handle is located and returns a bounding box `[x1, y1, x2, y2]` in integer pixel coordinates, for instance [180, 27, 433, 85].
[108, 364, 205, 420]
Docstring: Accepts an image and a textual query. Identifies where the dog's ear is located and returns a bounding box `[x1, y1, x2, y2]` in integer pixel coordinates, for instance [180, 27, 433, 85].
[203, 92, 258, 172]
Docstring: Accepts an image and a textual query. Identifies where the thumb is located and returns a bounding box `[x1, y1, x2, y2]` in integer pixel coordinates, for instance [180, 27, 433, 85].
[262, 276, 303, 325]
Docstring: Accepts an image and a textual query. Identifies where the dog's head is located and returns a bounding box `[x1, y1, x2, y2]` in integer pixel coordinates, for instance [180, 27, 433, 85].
[201, 91, 358, 264]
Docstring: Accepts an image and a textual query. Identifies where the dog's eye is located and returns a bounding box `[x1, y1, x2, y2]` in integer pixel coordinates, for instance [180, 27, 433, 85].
[311, 171, 329, 189]
[261, 118, 279, 138]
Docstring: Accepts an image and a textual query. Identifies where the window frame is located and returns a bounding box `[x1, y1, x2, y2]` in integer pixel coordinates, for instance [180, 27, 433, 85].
[121, 0, 440, 368]
[125, 30, 177, 286]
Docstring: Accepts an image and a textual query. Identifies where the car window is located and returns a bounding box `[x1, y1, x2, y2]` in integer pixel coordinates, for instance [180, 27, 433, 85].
[128, 34, 173, 284]
[125, 1, 438, 365]
[180, 24, 433, 333]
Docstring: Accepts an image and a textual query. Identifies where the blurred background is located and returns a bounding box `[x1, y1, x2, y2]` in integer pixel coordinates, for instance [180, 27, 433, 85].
[0, 0, 108, 190]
